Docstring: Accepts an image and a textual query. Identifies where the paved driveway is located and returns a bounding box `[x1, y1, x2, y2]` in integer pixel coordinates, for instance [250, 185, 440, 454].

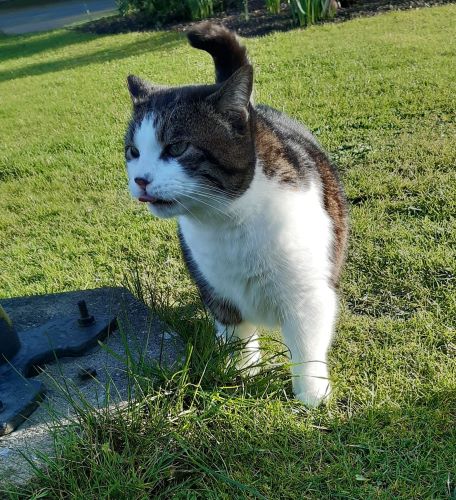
[0, 0, 117, 34]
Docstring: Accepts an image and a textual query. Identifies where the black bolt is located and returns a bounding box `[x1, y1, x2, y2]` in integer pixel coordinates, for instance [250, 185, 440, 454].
[77, 300, 95, 327]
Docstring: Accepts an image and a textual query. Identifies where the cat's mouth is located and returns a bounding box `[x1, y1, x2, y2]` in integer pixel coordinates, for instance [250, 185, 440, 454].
[138, 195, 176, 207]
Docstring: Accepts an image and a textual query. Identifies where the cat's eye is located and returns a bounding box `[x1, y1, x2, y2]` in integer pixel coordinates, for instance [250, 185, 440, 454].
[167, 142, 189, 157]
[126, 145, 140, 161]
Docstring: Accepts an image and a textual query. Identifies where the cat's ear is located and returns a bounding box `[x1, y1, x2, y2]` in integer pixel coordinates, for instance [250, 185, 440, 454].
[126, 75, 155, 104]
[208, 65, 253, 118]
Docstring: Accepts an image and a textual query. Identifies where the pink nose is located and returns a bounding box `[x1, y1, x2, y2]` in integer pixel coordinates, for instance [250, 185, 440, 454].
[134, 177, 149, 188]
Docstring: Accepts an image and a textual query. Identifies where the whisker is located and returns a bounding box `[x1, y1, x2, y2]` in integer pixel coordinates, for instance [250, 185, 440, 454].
[181, 187, 233, 206]
[174, 198, 202, 224]
[183, 190, 233, 210]
[199, 185, 239, 199]
[187, 183, 240, 199]
[180, 193, 234, 219]
[184, 197, 231, 218]
[183, 186, 236, 204]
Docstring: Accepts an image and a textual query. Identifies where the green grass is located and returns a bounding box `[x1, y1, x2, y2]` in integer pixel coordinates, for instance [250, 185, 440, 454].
[1, 5, 456, 498]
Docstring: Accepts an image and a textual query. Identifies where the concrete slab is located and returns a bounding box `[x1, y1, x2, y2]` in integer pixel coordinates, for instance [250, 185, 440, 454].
[0, 287, 181, 487]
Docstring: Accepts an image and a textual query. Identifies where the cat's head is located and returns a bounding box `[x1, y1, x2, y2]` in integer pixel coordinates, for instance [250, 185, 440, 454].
[124, 24, 255, 220]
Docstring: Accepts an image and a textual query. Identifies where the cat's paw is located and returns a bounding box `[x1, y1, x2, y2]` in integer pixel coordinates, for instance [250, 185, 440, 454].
[294, 380, 331, 408]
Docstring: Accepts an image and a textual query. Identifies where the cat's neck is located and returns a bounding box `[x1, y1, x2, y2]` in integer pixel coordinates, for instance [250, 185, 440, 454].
[179, 163, 286, 231]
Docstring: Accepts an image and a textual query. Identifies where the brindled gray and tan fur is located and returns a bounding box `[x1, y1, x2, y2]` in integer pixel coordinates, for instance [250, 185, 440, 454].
[124, 23, 348, 407]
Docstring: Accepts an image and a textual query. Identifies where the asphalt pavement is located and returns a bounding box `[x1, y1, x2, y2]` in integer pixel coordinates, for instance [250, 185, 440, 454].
[0, 0, 117, 34]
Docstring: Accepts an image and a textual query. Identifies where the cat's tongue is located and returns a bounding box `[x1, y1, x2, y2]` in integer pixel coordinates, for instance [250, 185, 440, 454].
[138, 195, 158, 203]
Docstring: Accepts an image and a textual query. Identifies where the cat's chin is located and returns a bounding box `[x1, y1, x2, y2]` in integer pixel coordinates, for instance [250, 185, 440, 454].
[147, 201, 181, 219]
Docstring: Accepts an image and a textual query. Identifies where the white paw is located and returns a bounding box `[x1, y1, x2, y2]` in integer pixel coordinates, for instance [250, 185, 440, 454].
[294, 379, 331, 408]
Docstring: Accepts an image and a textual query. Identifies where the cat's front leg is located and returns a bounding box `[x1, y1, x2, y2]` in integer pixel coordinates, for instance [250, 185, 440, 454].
[281, 284, 337, 407]
[216, 320, 261, 374]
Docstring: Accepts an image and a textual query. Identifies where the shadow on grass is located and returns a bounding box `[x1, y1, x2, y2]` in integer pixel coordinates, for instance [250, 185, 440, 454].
[0, 29, 98, 64]
[0, 30, 183, 83]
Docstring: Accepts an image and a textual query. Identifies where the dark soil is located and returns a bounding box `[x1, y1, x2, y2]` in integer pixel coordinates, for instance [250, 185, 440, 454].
[78, 0, 455, 37]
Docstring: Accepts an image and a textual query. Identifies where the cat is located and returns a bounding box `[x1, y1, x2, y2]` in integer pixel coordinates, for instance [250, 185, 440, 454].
[124, 23, 348, 407]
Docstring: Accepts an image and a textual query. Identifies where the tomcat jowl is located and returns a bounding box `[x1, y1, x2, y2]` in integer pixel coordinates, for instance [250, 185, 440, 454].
[124, 23, 348, 407]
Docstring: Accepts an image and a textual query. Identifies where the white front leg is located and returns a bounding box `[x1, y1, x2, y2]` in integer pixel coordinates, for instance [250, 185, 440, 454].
[281, 284, 337, 407]
[216, 320, 261, 374]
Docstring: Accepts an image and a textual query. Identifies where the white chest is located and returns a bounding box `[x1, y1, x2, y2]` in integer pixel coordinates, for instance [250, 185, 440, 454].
[178, 170, 332, 326]
[180, 213, 280, 325]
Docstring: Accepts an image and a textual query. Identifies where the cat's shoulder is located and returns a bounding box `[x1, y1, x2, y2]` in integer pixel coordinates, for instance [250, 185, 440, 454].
[254, 104, 319, 148]
[253, 104, 323, 185]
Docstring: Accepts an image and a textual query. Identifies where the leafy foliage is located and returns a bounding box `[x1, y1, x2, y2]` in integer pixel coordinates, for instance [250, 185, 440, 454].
[187, 0, 215, 20]
[289, 0, 337, 26]
[117, 0, 221, 22]
[119, 0, 187, 22]
[116, 0, 335, 24]
[265, 0, 281, 14]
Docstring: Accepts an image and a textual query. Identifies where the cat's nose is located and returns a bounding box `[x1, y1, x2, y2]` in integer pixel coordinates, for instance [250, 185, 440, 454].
[134, 177, 150, 188]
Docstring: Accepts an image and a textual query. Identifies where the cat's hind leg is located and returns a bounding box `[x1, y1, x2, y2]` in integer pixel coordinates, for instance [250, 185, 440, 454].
[216, 320, 261, 374]
[281, 283, 337, 407]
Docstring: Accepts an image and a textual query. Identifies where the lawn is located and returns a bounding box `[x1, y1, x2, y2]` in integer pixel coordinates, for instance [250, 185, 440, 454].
[1, 5, 455, 498]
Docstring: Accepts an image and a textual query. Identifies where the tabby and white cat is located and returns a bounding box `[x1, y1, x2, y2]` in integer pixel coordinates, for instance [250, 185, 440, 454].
[125, 23, 348, 407]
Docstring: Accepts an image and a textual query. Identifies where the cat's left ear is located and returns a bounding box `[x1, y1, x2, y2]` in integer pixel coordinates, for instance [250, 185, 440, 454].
[208, 65, 253, 120]
[127, 74, 155, 104]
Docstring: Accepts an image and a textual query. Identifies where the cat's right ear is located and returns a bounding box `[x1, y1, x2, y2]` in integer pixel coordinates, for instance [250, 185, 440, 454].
[207, 65, 253, 120]
[127, 75, 154, 104]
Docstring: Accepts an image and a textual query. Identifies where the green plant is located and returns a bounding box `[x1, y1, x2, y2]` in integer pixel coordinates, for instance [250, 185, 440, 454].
[187, 0, 214, 20]
[243, 0, 249, 20]
[117, 0, 225, 22]
[265, 0, 281, 14]
[289, 0, 335, 26]
[116, 0, 189, 22]
[117, 0, 217, 23]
